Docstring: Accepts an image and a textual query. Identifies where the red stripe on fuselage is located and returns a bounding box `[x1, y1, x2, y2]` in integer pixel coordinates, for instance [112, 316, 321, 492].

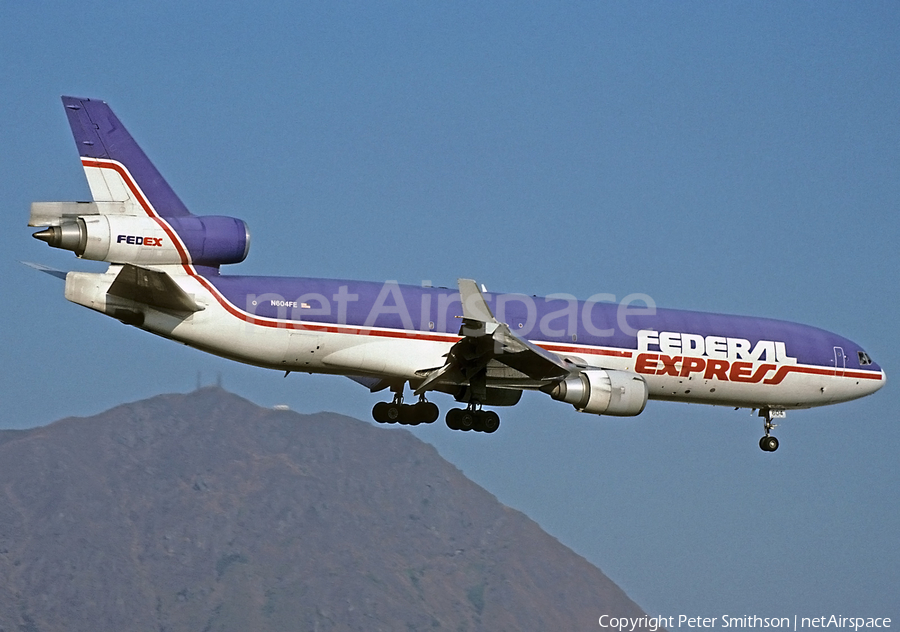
[189, 273, 640, 356]
[187, 273, 461, 342]
[763, 364, 884, 385]
[166, 264, 893, 384]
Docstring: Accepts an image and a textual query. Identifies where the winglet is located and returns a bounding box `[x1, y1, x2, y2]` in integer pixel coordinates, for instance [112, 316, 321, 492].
[458, 278, 499, 320]
[457, 278, 502, 337]
[61, 96, 191, 218]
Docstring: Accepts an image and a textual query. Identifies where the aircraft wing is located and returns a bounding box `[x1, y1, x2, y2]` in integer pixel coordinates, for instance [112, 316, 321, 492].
[107, 264, 203, 313]
[415, 279, 570, 395]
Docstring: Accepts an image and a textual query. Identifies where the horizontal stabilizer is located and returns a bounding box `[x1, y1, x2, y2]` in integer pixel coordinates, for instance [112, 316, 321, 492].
[20, 261, 68, 280]
[29, 201, 131, 227]
[107, 264, 202, 312]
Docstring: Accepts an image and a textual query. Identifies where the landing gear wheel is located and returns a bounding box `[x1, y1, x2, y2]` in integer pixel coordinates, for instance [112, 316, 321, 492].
[480, 411, 500, 433]
[374, 383, 440, 427]
[404, 409, 421, 426]
[760, 435, 779, 452]
[415, 401, 439, 424]
[372, 402, 389, 423]
[445, 408, 462, 430]
[444, 406, 500, 433]
[386, 403, 403, 423]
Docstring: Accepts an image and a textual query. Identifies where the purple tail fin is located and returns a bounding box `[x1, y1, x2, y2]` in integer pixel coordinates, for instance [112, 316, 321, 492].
[61, 96, 191, 218]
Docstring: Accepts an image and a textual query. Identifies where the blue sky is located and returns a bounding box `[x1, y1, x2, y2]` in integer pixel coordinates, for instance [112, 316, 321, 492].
[2, 1, 898, 620]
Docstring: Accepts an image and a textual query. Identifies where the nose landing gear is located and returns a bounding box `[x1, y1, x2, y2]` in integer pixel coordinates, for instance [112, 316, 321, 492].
[758, 408, 784, 452]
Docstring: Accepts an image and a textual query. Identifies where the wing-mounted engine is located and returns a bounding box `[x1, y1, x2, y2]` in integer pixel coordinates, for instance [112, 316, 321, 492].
[30, 202, 250, 267]
[545, 369, 648, 416]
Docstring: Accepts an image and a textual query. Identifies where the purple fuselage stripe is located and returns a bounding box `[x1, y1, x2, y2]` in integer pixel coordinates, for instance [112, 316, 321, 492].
[201, 273, 879, 372]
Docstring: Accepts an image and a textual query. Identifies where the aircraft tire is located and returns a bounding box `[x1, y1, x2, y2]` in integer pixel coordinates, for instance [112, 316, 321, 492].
[459, 411, 476, 431]
[402, 405, 421, 426]
[386, 403, 403, 424]
[759, 436, 779, 452]
[372, 402, 389, 423]
[415, 401, 439, 424]
[481, 411, 500, 433]
[446, 408, 462, 430]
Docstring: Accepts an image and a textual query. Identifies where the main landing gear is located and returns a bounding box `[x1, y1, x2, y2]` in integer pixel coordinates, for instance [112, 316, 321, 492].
[445, 403, 500, 434]
[371, 384, 501, 433]
[372, 391, 439, 426]
[758, 408, 782, 452]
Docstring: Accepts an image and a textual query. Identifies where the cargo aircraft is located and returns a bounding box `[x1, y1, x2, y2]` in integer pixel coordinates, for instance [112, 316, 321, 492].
[28, 97, 885, 451]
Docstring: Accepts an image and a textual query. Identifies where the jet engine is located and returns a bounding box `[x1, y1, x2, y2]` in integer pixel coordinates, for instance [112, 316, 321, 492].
[32, 210, 250, 267]
[545, 369, 648, 416]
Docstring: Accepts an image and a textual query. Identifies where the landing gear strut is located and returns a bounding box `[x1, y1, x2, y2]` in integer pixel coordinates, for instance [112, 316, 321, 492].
[372, 386, 439, 426]
[445, 402, 500, 433]
[758, 408, 782, 452]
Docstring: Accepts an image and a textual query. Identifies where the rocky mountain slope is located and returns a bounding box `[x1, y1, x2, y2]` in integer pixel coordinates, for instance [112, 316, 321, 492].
[0, 388, 655, 631]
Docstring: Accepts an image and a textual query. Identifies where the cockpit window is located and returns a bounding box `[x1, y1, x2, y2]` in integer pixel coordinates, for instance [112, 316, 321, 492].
[858, 351, 872, 366]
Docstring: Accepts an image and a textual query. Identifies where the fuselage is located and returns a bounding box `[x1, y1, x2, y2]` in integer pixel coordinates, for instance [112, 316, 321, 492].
[65, 266, 885, 411]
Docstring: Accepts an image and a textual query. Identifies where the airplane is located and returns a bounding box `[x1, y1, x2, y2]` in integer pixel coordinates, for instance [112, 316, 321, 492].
[27, 96, 885, 451]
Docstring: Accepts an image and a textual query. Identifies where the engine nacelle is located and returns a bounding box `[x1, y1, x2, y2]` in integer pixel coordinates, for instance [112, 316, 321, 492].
[33, 213, 250, 267]
[546, 369, 648, 416]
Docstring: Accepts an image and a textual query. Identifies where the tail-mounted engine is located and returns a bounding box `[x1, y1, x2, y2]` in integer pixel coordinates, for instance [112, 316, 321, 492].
[30, 202, 249, 267]
[545, 369, 648, 416]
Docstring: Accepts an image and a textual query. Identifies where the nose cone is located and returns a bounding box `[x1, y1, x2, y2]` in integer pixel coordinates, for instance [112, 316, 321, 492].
[872, 369, 887, 394]
[847, 343, 885, 398]
[856, 367, 887, 399]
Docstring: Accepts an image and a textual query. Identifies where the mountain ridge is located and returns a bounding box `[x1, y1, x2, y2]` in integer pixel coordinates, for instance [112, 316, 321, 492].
[0, 387, 656, 631]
